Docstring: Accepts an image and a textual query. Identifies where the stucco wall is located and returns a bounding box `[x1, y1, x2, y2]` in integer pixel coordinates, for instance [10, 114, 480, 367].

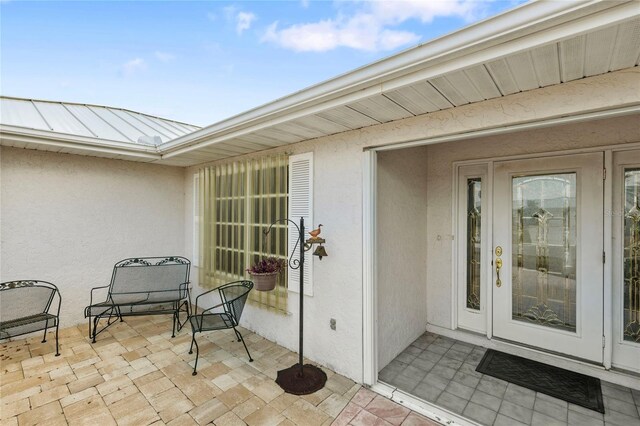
[184, 134, 366, 381]
[182, 69, 639, 383]
[376, 147, 429, 370]
[1, 147, 186, 327]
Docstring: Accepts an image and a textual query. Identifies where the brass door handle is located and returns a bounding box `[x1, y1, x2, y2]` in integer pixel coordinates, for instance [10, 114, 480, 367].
[495, 246, 503, 288]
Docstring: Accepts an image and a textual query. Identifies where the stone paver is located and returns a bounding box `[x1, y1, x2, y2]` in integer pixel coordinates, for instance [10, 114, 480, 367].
[379, 332, 640, 426]
[1, 315, 437, 426]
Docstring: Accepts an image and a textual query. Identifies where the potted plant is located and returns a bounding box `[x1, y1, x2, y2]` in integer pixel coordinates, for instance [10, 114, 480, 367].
[247, 257, 286, 291]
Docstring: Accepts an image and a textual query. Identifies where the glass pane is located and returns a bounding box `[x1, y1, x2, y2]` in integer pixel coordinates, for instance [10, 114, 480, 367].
[512, 173, 577, 332]
[466, 178, 482, 310]
[623, 169, 640, 343]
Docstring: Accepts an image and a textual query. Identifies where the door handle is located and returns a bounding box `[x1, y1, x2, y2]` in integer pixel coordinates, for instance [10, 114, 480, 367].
[495, 246, 503, 288]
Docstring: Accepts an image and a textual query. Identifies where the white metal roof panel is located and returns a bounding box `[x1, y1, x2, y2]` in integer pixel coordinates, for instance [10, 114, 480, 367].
[63, 104, 127, 141]
[109, 109, 168, 142]
[0, 98, 49, 130]
[32, 101, 94, 137]
[128, 112, 181, 139]
[87, 106, 151, 143]
[0, 97, 200, 146]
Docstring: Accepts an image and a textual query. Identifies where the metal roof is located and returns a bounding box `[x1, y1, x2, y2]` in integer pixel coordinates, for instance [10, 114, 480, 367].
[0, 97, 200, 146]
[0, 1, 639, 166]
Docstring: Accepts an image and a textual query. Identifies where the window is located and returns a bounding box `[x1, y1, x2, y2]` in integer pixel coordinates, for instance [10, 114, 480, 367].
[198, 155, 289, 312]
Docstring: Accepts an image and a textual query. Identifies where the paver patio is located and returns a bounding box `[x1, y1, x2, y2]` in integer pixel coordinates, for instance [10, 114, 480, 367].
[0, 315, 437, 426]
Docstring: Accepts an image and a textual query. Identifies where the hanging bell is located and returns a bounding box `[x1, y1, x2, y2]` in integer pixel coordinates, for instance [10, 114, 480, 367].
[312, 245, 328, 260]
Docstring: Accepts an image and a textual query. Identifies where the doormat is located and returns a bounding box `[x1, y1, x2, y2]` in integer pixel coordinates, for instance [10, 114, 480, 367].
[476, 349, 604, 413]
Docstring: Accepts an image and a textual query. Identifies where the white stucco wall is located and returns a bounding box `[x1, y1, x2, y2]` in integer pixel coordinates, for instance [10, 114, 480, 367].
[0, 147, 186, 328]
[180, 68, 638, 383]
[184, 134, 366, 381]
[376, 147, 429, 370]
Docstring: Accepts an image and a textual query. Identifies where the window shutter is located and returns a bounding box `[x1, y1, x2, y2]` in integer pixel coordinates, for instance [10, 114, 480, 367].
[288, 152, 313, 296]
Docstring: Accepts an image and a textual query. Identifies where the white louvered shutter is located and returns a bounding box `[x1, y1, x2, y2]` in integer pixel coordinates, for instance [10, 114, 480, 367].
[288, 152, 313, 296]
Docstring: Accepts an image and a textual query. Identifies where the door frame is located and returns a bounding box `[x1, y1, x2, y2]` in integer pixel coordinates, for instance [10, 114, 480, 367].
[451, 145, 640, 370]
[362, 117, 640, 387]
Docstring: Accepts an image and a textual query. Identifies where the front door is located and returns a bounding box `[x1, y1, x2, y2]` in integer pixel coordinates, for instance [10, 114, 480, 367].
[492, 153, 604, 363]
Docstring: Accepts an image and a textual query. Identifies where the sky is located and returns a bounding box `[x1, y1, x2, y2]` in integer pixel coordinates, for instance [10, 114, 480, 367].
[1, 0, 525, 127]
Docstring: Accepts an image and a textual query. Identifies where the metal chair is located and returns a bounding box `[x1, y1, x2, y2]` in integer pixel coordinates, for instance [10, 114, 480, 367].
[189, 280, 253, 375]
[0, 280, 61, 356]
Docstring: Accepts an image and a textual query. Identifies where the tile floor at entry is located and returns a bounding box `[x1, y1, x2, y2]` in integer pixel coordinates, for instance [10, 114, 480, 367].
[379, 332, 640, 426]
[0, 316, 437, 426]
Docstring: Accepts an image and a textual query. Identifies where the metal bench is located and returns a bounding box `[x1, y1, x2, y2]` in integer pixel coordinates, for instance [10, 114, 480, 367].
[0, 280, 61, 356]
[189, 280, 253, 375]
[84, 256, 191, 342]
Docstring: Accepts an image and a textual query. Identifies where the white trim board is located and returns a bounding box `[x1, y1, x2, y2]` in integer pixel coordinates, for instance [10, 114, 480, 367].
[365, 105, 640, 153]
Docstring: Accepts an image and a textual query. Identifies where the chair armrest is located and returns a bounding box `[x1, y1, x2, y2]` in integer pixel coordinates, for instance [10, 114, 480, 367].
[194, 287, 221, 314]
[201, 302, 225, 315]
[89, 285, 110, 306]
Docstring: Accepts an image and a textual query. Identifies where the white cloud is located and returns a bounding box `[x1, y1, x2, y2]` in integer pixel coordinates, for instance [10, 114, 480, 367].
[121, 58, 146, 77]
[300, 0, 310, 8]
[207, 12, 217, 22]
[154, 51, 175, 62]
[262, 0, 490, 52]
[236, 11, 257, 35]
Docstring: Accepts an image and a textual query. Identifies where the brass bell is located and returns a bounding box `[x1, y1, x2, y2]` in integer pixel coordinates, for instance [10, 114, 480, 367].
[312, 245, 328, 260]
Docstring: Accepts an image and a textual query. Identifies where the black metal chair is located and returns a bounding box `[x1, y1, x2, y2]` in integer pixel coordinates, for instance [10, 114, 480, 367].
[189, 280, 253, 375]
[0, 280, 61, 356]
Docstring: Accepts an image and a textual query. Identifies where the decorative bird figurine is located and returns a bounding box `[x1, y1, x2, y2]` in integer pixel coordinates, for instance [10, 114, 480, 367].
[308, 224, 323, 239]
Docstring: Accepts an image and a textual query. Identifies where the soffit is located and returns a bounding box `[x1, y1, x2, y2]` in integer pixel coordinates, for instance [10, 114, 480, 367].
[162, 5, 640, 167]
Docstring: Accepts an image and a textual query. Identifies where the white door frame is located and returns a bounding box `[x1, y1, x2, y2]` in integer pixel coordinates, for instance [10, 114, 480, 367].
[362, 108, 640, 387]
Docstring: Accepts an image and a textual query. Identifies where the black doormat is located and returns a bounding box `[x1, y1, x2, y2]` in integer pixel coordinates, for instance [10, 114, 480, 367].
[476, 349, 604, 413]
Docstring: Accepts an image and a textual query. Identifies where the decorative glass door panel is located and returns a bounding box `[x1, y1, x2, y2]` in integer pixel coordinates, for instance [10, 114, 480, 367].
[512, 174, 577, 332]
[493, 153, 603, 363]
[467, 178, 482, 311]
[457, 164, 488, 334]
[623, 169, 640, 344]
[612, 151, 640, 372]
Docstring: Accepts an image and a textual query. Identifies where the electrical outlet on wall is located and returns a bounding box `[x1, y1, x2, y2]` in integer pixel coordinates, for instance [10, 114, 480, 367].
[330, 318, 336, 330]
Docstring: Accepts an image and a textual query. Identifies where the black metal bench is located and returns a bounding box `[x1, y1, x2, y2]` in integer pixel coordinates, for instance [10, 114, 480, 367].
[84, 256, 191, 342]
[0, 280, 61, 356]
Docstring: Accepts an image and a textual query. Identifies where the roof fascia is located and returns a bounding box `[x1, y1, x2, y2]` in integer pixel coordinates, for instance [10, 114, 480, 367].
[0, 125, 161, 160]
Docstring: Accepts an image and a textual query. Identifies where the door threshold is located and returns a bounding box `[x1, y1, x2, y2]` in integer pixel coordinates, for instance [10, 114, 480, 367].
[370, 381, 479, 426]
[426, 324, 640, 390]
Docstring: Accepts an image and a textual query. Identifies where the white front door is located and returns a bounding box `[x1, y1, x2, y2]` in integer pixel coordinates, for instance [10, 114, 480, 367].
[612, 149, 640, 373]
[492, 153, 604, 363]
